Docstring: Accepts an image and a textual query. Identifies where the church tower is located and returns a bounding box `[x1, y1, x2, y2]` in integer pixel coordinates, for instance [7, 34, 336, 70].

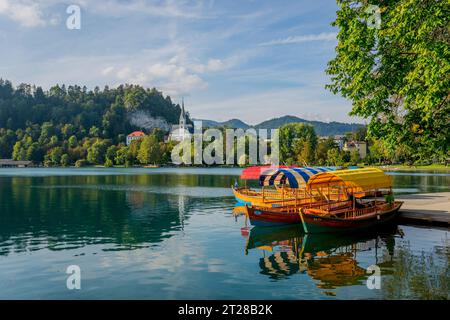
[179, 97, 186, 130]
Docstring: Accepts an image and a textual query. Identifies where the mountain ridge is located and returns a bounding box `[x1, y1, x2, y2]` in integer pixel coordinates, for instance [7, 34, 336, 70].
[193, 115, 365, 136]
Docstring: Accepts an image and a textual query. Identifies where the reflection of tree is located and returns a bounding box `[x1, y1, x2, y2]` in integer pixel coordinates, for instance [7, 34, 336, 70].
[0, 174, 200, 256]
[381, 238, 450, 300]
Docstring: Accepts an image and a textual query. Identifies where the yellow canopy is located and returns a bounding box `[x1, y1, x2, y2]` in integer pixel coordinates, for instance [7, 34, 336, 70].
[306, 168, 392, 192]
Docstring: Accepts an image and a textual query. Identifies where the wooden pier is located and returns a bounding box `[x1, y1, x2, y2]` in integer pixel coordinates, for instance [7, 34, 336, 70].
[397, 192, 450, 228]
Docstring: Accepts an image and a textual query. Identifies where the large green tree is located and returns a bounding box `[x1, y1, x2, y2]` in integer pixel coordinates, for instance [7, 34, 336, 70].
[279, 123, 318, 164]
[137, 135, 161, 165]
[327, 0, 449, 162]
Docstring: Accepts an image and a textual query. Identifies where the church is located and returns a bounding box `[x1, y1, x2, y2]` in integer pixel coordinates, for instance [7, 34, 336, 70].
[168, 98, 193, 142]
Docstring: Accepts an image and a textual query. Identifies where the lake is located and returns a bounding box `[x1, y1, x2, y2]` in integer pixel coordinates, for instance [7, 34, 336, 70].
[0, 168, 449, 299]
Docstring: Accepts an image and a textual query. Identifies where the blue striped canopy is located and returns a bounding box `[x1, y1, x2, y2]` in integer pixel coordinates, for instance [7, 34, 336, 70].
[259, 167, 336, 188]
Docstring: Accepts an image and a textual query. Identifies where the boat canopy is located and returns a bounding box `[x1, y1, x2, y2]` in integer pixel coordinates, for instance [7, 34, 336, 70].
[259, 167, 336, 188]
[240, 165, 294, 180]
[306, 168, 392, 192]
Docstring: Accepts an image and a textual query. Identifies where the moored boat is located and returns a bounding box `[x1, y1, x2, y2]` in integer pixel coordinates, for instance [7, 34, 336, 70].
[245, 168, 403, 233]
[233, 166, 337, 207]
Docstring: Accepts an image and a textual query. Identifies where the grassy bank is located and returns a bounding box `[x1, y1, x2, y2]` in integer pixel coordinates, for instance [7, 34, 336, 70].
[372, 164, 450, 171]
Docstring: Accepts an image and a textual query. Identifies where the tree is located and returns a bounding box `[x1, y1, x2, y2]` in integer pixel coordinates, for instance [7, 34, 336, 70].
[75, 159, 87, 167]
[327, 0, 449, 162]
[104, 158, 113, 167]
[115, 145, 132, 166]
[316, 137, 337, 165]
[39, 122, 54, 144]
[61, 154, 70, 167]
[68, 135, 78, 148]
[12, 141, 26, 160]
[61, 124, 75, 139]
[137, 135, 161, 164]
[129, 140, 141, 161]
[106, 145, 118, 163]
[279, 123, 317, 164]
[87, 139, 109, 164]
[295, 139, 314, 165]
[44, 147, 63, 166]
[326, 148, 344, 166]
[26, 143, 42, 162]
[89, 126, 100, 137]
[349, 149, 360, 166]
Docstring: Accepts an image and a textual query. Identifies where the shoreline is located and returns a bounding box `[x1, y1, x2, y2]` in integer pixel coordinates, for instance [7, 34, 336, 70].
[2, 164, 449, 171]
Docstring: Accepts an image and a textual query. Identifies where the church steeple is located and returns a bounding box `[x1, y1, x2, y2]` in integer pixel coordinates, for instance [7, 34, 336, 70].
[179, 97, 186, 128]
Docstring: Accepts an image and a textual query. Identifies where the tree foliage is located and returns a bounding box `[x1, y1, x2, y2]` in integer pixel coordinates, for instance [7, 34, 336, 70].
[327, 0, 449, 162]
[0, 80, 186, 166]
[279, 123, 318, 165]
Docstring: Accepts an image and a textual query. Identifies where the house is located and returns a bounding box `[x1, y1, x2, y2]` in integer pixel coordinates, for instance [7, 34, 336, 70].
[168, 98, 193, 142]
[0, 159, 33, 167]
[343, 141, 368, 159]
[333, 135, 346, 150]
[126, 131, 145, 145]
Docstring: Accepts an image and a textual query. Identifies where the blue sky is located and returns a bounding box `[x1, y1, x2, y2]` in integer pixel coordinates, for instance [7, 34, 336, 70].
[0, 0, 363, 124]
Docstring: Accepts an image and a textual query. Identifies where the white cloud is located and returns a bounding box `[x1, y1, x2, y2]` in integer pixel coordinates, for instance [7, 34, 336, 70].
[0, 0, 210, 28]
[259, 32, 337, 46]
[191, 59, 226, 73]
[95, 51, 234, 97]
[101, 66, 115, 76]
[0, 0, 46, 27]
[115, 60, 209, 96]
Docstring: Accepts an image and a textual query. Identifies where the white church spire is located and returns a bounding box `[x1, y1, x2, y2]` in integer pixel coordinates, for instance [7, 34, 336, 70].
[179, 97, 186, 129]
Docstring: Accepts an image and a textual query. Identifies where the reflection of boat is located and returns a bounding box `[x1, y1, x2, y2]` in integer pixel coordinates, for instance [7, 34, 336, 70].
[245, 225, 303, 250]
[246, 223, 398, 291]
[247, 223, 397, 253]
[232, 205, 248, 216]
[246, 168, 403, 233]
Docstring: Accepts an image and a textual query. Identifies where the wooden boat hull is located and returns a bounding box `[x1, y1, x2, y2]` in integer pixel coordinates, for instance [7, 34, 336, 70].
[300, 202, 402, 233]
[246, 206, 302, 227]
[246, 202, 403, 233]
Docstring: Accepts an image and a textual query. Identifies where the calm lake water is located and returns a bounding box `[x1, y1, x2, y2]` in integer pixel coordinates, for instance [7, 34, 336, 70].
[0, 168, 449, 299]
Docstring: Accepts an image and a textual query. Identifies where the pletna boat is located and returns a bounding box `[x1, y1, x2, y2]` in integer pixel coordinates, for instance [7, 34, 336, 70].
[245, 168, 403, 233]
[233, 166, 336, 207]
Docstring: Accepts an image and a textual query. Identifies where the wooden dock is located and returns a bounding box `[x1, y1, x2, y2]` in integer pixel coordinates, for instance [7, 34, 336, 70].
[397, 192, 450, 228]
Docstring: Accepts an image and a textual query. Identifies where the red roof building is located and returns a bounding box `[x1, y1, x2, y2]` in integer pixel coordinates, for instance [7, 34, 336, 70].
[126, 131, 145, 145]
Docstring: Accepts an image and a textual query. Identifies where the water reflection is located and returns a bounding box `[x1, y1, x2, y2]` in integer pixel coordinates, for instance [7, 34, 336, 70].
[244, 225, 399, 295]
[0, 174, 234, 256]
[0, 169, 448, 299]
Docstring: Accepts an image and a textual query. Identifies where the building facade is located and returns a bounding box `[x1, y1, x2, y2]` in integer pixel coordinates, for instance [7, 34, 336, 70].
[168, 98, 193, 142]
[126, 131, 145, 145]
[343, 141, 368, 159]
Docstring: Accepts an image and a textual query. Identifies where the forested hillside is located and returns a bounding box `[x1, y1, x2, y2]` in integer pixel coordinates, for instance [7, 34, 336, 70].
[254, 115, 365, 136]
[0, 79, 185, 164]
